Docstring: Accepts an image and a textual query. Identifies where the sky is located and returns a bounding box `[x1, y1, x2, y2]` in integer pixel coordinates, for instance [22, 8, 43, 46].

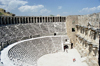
[0, 0, 100, 16]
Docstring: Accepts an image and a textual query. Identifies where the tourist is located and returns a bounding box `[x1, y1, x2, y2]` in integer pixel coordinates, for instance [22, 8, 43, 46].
[73, 58, 76, 62]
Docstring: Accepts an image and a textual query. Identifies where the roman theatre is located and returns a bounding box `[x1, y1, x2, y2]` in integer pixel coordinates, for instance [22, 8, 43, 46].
[0, 12, 100, 66]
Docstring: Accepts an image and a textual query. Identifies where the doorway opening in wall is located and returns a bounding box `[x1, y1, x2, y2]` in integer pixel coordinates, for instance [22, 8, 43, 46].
[65, 39, 67, 42]
[72, 28, 75, 32]
[71, 43, 73, 49]
[64, 45, 69, 51]
[54, 33, 56, 36]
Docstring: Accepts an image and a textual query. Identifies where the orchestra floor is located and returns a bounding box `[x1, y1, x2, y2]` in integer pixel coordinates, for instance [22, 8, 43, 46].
[37, 49, 88, 66]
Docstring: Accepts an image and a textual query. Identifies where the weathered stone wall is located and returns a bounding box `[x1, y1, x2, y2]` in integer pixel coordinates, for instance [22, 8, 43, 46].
[78, 12, 100, 29]
[0, 16, 66, 25]
[66, 15, 78, 46]
[74, 12, 100, 66]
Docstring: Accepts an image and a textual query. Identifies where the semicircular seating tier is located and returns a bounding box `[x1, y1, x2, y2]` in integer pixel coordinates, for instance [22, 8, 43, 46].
[7, 36, 69, 66]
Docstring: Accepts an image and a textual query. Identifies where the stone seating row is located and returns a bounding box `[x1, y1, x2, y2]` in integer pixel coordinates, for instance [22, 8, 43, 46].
[7, 36, 67, 66]
[0, 22, 67, 51]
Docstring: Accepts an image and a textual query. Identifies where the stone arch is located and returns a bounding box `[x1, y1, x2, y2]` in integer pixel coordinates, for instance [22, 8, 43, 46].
[34, 17, 36, 23]
[32, 17, 33, 23]
[45, 17, 47, 22]
[23, 17, 25, 23]
[37, 17, 39, 23]
[20, 17, 22, 23]
[53, 17, 54, 22]
[64, 45, 69, 50]
[12, 17, 14, 24]
[5, 17, 8, 24]
[43, 17, 44, 22]
[17, 17, 19, 23]
[29, 17, 31, 23]
[60, 16, 61, 22]
[54, 33, 56, 36]
[26, 17, 28, 23]
[15, 17, 17, 24]
[2, 17, 4, 25]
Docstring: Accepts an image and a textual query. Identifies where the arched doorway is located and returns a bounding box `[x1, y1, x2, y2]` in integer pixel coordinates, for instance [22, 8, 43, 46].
[54, 33, 56, 36]
[64, 45, 69, 51]
[71, 43, 73, 49]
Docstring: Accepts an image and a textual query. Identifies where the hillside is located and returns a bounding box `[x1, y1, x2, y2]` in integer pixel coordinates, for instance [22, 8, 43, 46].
[0, 8, 15, 16]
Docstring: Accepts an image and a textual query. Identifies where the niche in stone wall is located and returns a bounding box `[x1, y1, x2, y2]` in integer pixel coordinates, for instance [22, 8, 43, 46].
[54, 33, 56, 36]
[72, 28, 75, 32]
[64, 45, 69, 50]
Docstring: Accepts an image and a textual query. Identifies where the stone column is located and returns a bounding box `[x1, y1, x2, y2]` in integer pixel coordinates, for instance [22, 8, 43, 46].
[17, 17, 19, 24]
[0, 17, 2, 25]
[10, 17, 12, 24]
[7, 17, 9, 24]
[19, 17, 21, 23]
[27, 17, 29, 23]
[20, 17, 22, 23]
[59, 17, 60, 22]
[54, 17, 55, 22]
[43, 17, 44, 22]
[88, 43, 93, 55]
[32, 17, 33, 23]
[58, 17, 60, 22]
[25, 17, 27, 23]
[61, 17, 63, 22]
[44, 17, 45, 22]
[3, 16, 6, 25]
[22, 17, 24, 23]
[36, 17, 37, 23]
[48, 17, 49, 22]
[45, 17, 47, 22]
[6, 16, 8, 24]
[51, 17, 52, 22]
[14, 17, 15, 24]
[33, 17, 35, 23]
[30, 17, 32, 23]
[50, 17, 51, 22]
[83, 38, 86, 46]
[24, 17, 26, 23]
[16, 17, 18, 24]
[14, 17, 16, 24]
[47, 17, 48, 22]
[55, 17, 57, 22]
[93, 45, 98, 56]
[28, 17, 30, 23]
[42, 17, 43, 22]
[0, 42, 2, 51]
[52, 17, 54, 22]
[56, 17, 58, 22]
[54, 17, 57, 22]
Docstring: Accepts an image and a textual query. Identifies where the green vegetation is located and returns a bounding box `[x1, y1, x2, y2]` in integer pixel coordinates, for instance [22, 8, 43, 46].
[0, 8, 15, 16]
[0, 12, 3, 15]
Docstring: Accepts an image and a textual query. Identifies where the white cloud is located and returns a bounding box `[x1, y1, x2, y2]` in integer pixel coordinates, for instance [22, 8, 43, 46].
[0, 0, 51, 15]
[0, 0, 28, 11]
[97, 5, 100, 10]
[18, 5, 51, 14]
[40, 9, 51, 13]
[58, 6, 62, 9]
[18, 5, 44, 12]
[79, 5, 100, 12]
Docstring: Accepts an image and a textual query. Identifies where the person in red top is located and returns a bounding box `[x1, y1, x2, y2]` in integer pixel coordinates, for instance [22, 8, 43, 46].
[73, 58, 76, 62]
